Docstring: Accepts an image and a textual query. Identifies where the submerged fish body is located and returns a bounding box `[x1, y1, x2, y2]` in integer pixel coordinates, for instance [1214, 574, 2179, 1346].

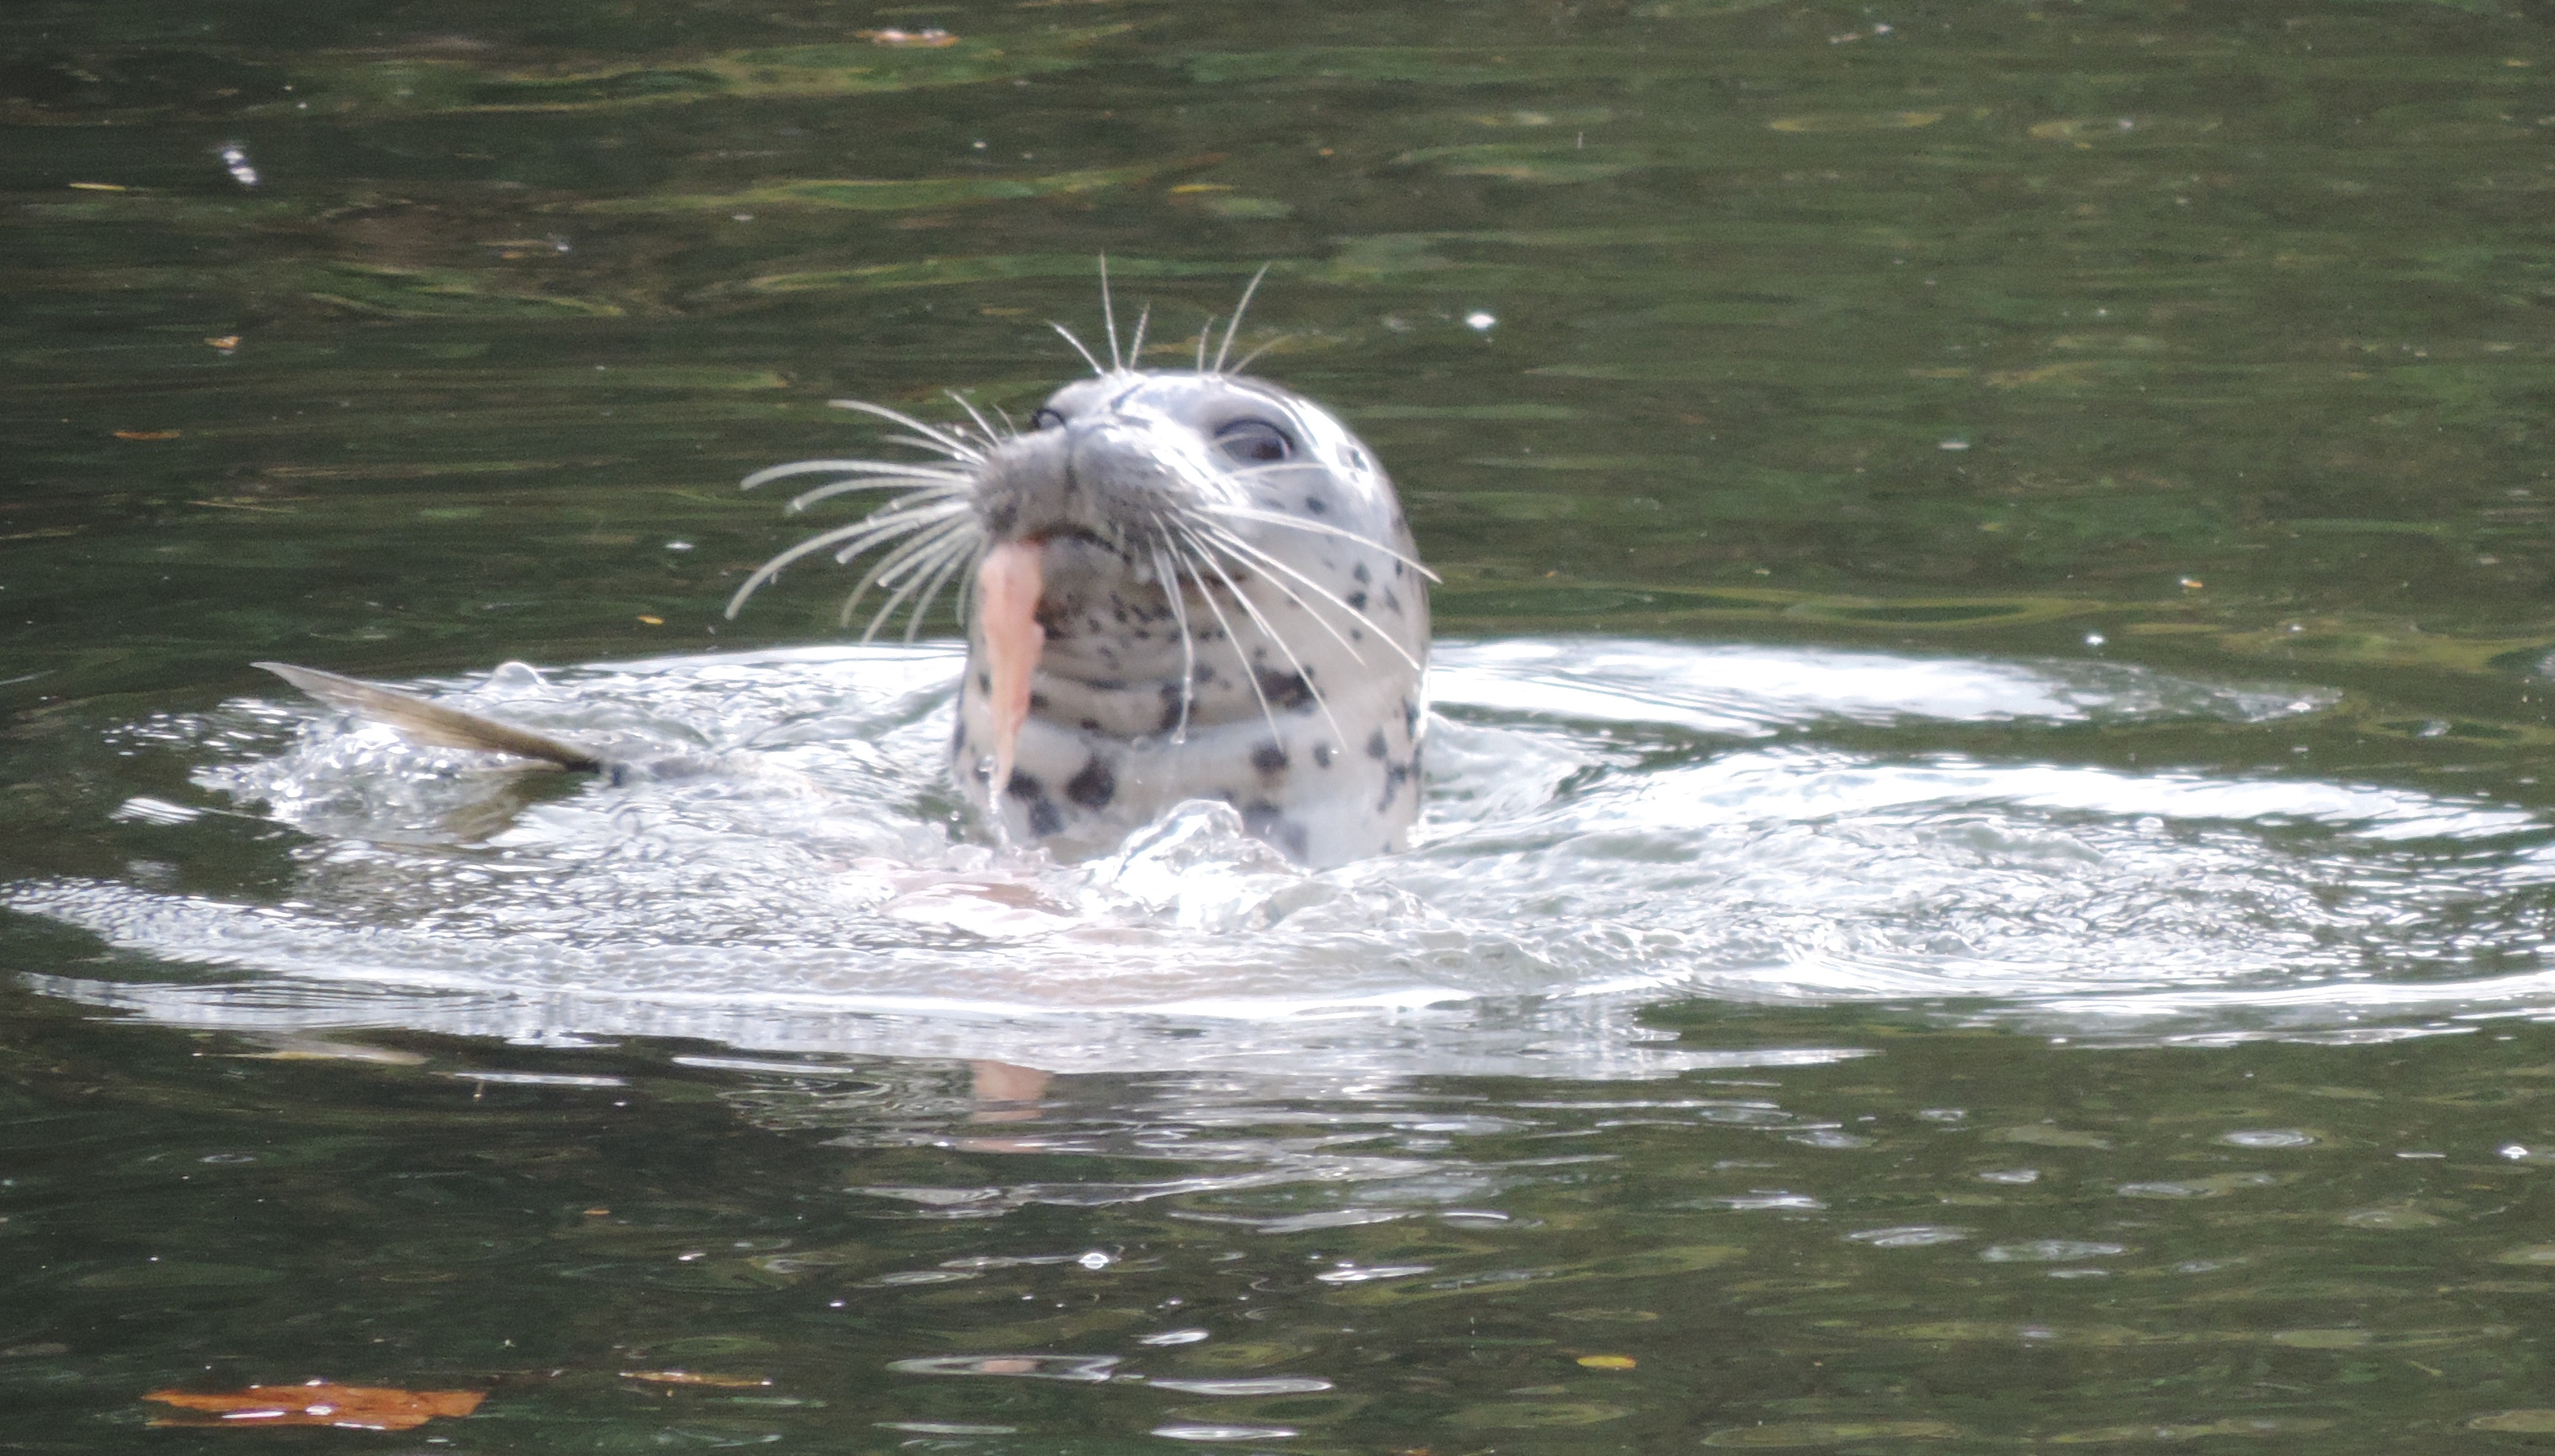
[250, 661, 758, 791]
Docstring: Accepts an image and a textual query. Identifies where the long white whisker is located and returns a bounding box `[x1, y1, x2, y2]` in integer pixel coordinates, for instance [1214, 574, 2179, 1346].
[1147, 523, 1197, 744]
[1196, 519, 1425, 675]
[900, 538, 982, 643]
[725, 510, 935, 619]
[946, 389, 1004, 448]
[857, 517, 982, 639]
[1100, 254, 1122, 372]
[1128, 303, 1151, 367]
[809, 493, 971, 546]
[1174, 547, 1277, 743]
[1195, 314, 1215, 372]
[795, 508, 974, 597]
[879, 432, 974, 458]
[1050, 322, 1104, 376]
[826, 399, 984, 462]
[1200, 503, 1442, 581]
[1173, 519, 1345, 745]
[743, 458, 972, 491]
[1189, 519, 1377, 669]
[1214, 263, 1272, 375]
[1228, 335, 1289, 375]
[841, 514, 980, 631]
[788, 477, 968, 513]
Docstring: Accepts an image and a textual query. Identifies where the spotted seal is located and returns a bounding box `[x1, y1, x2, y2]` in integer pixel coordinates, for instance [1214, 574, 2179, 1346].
[258, 283, 1433, 870]
[726, 288, 1433, 867]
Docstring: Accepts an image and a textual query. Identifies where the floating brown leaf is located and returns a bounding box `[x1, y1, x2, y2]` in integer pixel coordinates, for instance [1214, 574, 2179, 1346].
[144, 1383, 485, 1430]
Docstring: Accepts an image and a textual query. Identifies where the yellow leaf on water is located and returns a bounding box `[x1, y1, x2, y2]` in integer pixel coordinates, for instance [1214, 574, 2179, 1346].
[145, 1383, 484, 1430]
[1576, 1354, 1638, 1369]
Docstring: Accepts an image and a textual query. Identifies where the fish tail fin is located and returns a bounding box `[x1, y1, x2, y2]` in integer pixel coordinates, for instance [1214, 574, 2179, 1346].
[253, 661, 605, 773]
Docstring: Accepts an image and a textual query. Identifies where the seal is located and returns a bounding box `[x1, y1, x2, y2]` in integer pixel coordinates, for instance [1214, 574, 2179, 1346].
[727, 284, 1433, 867]
[255, 279, 1433, 870]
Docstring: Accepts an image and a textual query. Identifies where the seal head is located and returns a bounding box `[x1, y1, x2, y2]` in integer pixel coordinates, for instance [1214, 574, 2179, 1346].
[731, 363, 1431, 869]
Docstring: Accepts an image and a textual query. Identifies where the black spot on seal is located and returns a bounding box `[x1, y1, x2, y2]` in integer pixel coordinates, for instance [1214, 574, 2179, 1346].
[1257, 669, 1316, 713]
[1065, 756, 1116, 809]
[1006, 772, 1064, 837]
[1242, 801, 1310, 861]
[1250, 743, 1288, 776]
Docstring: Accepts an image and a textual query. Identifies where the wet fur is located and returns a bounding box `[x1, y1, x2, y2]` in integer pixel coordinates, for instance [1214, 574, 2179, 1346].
[730, 277, 1434, 867]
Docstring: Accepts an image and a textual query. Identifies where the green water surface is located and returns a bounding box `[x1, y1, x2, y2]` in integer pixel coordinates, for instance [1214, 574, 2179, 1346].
[16, 0, 2555, 1447]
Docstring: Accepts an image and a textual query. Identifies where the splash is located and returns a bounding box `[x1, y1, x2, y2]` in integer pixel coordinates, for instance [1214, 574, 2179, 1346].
[14, 639, 2552, 1073]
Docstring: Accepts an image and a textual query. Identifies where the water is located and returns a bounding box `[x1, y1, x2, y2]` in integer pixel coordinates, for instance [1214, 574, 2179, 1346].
[16, 640, 2548, 1071]
[15, 0, 2555, 1445]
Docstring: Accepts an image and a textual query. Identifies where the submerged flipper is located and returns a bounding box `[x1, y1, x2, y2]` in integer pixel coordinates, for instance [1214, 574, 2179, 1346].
[254, 661, 606, 773]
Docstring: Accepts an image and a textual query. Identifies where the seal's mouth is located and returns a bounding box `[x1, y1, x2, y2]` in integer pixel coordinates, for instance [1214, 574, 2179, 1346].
[974, 539, 1046, 795]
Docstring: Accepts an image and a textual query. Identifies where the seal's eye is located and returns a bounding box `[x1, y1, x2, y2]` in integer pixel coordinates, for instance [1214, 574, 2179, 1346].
[1030, 408, 1066, 431]
[1215, 419, 1294, 465]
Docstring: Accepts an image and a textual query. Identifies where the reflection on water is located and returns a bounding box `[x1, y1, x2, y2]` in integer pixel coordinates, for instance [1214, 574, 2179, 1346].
[17, 637, 2554, 1071]
[16, 0, 2555, 1444]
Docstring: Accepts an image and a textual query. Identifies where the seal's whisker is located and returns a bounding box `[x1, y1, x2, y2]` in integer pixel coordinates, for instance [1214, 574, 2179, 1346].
[1050, 322, 1105, 378]
[900, 539, 983, 643]
[1172, 519, 1347, 746]
[826, 399, 986, 462]
[1170, 544, 1279, 743]
[1128, 303, 1152, 367]
[1196, 522, 1425, 675]
[1146, 525, 1198, 744]
[1213, 263, 1272, 375]
[855, 518, 983, 639]
[787, 476, 969, 514]
[1189, 519, 1384, 671]
[724, 510, 933, 620]
[795, 510, 973, 599]
[1200, 504, 1443, 582]
[839, 513, 980, 632]
[944, 390, 1006, 447]
[742, 458, 973, 492]
[1226, 335, 1289, 375]
[822, 499, 975, 566]
[1100, 254, 1122, 372]
[879, 432, 976, 460]
[1194, 315, 1216, 372]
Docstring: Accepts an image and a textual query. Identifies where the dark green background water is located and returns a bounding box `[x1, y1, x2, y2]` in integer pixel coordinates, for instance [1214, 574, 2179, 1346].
[18, 0, 2555, 1447]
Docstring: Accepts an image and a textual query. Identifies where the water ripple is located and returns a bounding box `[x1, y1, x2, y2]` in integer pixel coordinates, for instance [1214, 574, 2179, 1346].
[11, 639, 2551, 1071]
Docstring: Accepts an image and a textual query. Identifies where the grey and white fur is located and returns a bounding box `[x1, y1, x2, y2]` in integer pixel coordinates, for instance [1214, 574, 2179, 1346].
[727, 275, 1433, 867]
